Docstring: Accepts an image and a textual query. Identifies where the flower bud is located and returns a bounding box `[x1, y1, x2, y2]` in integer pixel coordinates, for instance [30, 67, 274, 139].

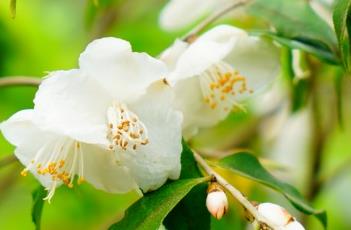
[285, 221, 305, 230]
[257, 203, 305, 230]
[206, 182, 228, 220]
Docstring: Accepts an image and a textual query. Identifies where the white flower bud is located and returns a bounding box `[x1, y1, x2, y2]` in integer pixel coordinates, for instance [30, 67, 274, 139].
[206, 183, 228, 220]
[257, 203, 305, 230]
[284, 220, 305, 230]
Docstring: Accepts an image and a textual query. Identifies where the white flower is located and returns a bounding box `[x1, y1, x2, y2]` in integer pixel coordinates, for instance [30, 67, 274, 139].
[159, 0, 240, 31]
[161, 25, 280, 138]
[257, 203, 305, 230]
[0, 37, 183, 201]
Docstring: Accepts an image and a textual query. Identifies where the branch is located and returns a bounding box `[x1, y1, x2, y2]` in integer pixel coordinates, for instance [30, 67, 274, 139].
[0, 76, 41, 87]
[182, 0, 251, 42]
[193, 151, 281, 230]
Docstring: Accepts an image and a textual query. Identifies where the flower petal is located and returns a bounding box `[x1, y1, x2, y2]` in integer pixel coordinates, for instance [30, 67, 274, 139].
[224, 36, 281, 101]
[79, 37, 167, 101]
[159, 0, 214, 31]
[1, 111, 63, 188]
[1, 111, 137, 194]
[168, 25, 247, 83]
[34, 69, 110, 145]
[119, 81, 183, 192]
[173, 77, 225, 139]
[80, 143, 138, 193]
[160, 39, 189, 71]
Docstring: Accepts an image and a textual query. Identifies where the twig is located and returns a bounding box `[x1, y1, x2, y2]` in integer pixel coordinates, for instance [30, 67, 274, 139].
[0, 155, 17, 168]
[0, 76, 41, 87]
[182, 0, 251, 42]
[193, 151, 281, 230]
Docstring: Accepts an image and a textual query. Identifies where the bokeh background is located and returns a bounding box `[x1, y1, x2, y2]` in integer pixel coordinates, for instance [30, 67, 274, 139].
[0, 0, 350, 229]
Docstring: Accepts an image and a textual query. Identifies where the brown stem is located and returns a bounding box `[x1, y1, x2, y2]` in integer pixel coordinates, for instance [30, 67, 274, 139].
[182, 0, 251, 42]
[0, 76, 41, 87]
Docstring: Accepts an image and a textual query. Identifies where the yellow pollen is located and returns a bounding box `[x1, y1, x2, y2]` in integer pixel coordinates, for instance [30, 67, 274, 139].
[200, 62, 253, 111]
[20, 169, 28, 177]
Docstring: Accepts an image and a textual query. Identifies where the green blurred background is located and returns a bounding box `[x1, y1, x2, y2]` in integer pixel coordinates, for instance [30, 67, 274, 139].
[0, 0, 351, 229]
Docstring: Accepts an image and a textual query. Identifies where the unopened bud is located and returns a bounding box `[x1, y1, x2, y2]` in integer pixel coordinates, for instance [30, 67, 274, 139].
[285, 221, 305, 230]
[257, 203, 305, 230]
[206, 182, 228, 220]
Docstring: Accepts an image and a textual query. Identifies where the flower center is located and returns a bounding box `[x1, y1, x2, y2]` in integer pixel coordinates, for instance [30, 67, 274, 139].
[20, 138, 85, 202]
[107, 103, 149, 151]
[199, 61, 253, 112]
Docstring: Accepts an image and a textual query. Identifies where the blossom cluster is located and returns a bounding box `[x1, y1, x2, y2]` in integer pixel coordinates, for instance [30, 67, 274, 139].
[1, 25, 279, 204]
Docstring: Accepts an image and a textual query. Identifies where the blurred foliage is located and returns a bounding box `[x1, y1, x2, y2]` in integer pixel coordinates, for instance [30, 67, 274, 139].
[1, 0, 351, 230]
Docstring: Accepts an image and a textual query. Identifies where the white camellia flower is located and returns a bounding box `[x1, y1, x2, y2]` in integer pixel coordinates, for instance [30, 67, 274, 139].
[257, 203, 305, 230]
[161, 25, 280, 138]
[0, 37, 183, 201]
[159, 0, 240, 31]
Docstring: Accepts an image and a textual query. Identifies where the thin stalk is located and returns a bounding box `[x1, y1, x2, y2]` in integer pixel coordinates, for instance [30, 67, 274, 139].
[0, 76, 41, 87]
[182, 0, 251, 42]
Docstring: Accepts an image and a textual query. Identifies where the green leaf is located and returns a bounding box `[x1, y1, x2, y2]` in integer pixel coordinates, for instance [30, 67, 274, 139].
[164, 140, 210, 230]
[252, 31, 339, 64]
[9, 0, 16, 19]
[333, 0, 351, 71]
[31, 186, 46, 230]
[248, 0, 338, 62]
[219, 152, 327, 228]
[109, 177, 209, 230]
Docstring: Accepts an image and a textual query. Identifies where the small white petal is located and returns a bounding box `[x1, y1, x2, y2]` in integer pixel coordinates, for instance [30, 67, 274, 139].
[173, 76, 225, 139]
[169, 25, 247, 83]
[79, 37, 168, 101]
[206, 191, 228, 220]
[224, 36, 280, 101]
[119, 81, 183, 192]
[160, 39, 189, 72]
[257, 203, 293, 226]
[80, 143, 138, 193]
[159, 0, 215, 31]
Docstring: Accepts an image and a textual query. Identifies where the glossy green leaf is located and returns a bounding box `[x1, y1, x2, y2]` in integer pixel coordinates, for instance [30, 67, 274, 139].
[252, 31, 339, 64]
[219, 152, 327, 228]
[248, 0, 338, 61]
[164, 140, 210, 230]
[333, 0, 351, 71]
[31, 186, 46, 230]
[108, 177, 209, 230]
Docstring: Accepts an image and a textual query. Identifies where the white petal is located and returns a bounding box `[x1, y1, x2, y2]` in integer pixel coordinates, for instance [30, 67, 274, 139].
[79, 37, 167, 101]
[168, 25, 247, 83]
[224, 36, 280, 101]
[0, 110, 37, 147]
[80, 143, 138, 193]
[34, 69, 110, 145]
[1, 112, 63, 188]
[159, 0, 214, 31]
[1, 111, 137, 195]
[173, 76, 226, 139]
[257, 203, 292, 226]
[160, 39, 189, 72]
[120, 81, 183, 192]
[284, 221, 305, 230]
